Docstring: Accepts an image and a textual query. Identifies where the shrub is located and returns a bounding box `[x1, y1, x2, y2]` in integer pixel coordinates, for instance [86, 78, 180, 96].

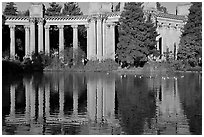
[84, 59, 119, 72]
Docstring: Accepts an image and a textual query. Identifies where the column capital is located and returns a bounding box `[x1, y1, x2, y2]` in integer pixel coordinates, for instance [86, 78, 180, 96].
[9, 24, 15, 29]
[85, 24, 89, 28]
[57, 25, 64, 29]
[37, 18, 44, 24]
[29, 18, 36, 24]
[71, 24, 78, 29]
[44, 25, 50, 30]
[106, 23, 115, 28]
[24, 25, 30, 30]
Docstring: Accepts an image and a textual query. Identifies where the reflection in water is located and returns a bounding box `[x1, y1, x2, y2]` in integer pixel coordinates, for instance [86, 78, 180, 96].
[2, 72, 202, 135]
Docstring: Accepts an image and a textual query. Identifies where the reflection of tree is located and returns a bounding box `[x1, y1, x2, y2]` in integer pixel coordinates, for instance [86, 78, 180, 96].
[178, 73, 202, 135]
[116, 77, 156, 134]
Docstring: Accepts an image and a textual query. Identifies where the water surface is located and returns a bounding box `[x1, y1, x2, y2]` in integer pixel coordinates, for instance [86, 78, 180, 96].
[2, 72, 202, 135]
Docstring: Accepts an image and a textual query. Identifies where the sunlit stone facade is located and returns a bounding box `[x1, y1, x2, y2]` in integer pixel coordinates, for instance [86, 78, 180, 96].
[4, 3, 188, 60]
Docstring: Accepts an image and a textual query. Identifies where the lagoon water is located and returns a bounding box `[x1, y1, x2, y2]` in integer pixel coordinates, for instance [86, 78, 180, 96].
[2, 72, 202, 135]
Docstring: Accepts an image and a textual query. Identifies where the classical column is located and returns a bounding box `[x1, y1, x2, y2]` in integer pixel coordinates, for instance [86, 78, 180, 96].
[9, 25, 15, 59]
[106, 23, 115, 60]
[58, 25, 64, 56]
[89, 18, 97, 60]
[85, 24, 90, 60]
[24, 25, 30, 56]
[102, 20, 107, 60]
[45, 25, 50, 55]
[30, 18, 35, 54]
[38, 18, 44, 53]
[72, 25, 78, 62]
[96, 16, 103, 61]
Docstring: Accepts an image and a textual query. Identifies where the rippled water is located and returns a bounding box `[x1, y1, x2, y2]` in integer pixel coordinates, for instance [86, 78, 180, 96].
[2, 72, 202, 135]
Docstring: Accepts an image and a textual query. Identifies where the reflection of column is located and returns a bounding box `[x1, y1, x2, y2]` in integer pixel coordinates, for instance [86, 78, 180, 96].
[24, 25, 30, 56]
[38, 18, 44, 53]
[38, 86, 44, 120]
[25, 80, 30, 122]
[73, 75, 78, 116]
[9, 25, 15, 59]
[96, 78, 102, 121]
[10, 85, 15, 117]
[45, 25, 50, 55]
[58, 25, 64, 55]
[30, 79, 36, 118]
[30, 18, 35, 54]
[105, 78, 115, 119]
[45, 82, 50, 118]
[97, 17, 102, 61]
[87, 78, 97, 121]
[59, 76, 64, 118]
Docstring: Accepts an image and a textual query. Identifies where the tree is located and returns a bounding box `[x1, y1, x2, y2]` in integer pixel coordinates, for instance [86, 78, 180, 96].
[177, 2, 202, 67]
[115, 2, 120, 12]
[45, 2, 62, 16]
[156, 2, 167, 13]
[3, 2, 18, 16]
[116, 2, 158, 67]
[62, 2, 82, 16]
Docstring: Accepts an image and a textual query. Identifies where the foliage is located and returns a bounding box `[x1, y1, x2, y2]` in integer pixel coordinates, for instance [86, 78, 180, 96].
[116, 2, 158, 66]
[115, 2, 120, 12]
[62, 2, 82, 16]
[156, 2, 167, 13]
[45, 2, 62, 16]
[3, 2, 18, 16]
[84, 59, 119, 72]
[177, 2, 202, 67]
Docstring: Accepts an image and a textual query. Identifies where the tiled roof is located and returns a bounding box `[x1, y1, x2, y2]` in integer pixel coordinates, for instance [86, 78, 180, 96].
[156, 12, 187, 21]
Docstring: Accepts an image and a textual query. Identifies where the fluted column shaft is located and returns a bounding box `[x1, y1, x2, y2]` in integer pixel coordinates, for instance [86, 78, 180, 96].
[30, 18, 35, 54]
[97, 18, 103, 61]
[58, 25, 64, 56]
[45, 25, 50, 55]
[9, 25, 15, 59]
[102, 20, 107, 60]
[106, 23, 115, 60]
[24, 25, 30, 56]
[90, 19, 97, 60]
[38, 18, 44, 53]
[85, 24, 91, 60]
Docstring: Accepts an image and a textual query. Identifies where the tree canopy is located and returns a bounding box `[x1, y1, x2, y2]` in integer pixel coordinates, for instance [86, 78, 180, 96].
[3, 2, 18, 16]
[156, 2, 167, 13]
[45, 2, 62, 16]
[177, 2, 202, 67]
[116, 2, 158, 67]
[62, 2, 82, 16]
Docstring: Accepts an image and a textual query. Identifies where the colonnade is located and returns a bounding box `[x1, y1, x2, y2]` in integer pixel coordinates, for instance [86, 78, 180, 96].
[7, 15, 116, 61]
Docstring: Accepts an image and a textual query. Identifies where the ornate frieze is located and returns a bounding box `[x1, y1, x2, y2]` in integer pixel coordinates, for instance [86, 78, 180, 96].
[37, 18, 44, 24]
